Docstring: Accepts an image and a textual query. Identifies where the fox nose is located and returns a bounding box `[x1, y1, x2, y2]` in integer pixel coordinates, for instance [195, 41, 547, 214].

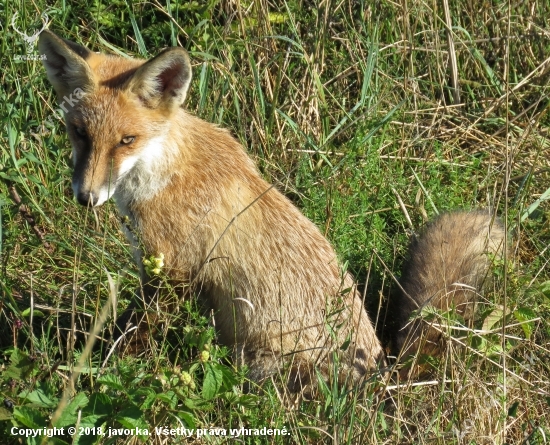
[76, 191, 98, 207]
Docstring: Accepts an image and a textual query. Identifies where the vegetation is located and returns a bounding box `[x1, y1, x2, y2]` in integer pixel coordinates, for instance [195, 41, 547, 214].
[1, 0, 549, 443]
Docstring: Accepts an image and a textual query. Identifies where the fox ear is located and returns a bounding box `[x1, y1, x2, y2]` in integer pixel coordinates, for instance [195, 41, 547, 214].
[39, 30, 96, 99]
[128, 47, 192, 110]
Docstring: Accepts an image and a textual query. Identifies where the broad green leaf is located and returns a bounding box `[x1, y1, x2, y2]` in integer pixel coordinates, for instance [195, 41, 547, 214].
[5, 349, 36, 380]
[13, 406, 46, 429]
[0, 407, 12, 420]
[175, 411, 196, 429]
[83, 393, 113, 417]
[19, 386, 57, 408]
[55, 392, 89, 427]
[116, 404, 144, 427]
[156, 391, 178, 409]
[73, 416, 106, 445]
[513, 307, 536, 340]
[97, 374, 124, 391]
[116, 405, 149, 440]
[202, 363, 223, 400]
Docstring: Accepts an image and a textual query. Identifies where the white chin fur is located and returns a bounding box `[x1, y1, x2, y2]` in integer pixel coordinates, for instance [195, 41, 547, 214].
[114, 134, 172, 206]
[118, 154, 139, 177]
[94, 187, 115, 206]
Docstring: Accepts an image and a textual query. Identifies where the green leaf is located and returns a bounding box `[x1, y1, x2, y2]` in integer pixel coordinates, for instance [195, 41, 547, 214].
[340, 337, 351, 351]
[97, 374, 125, 391]
[217, 364, 239, 390]
[521, 185, 550, 222]
[83, 393, 113, 417]
[5, 349, 36, 380]
[129, 12, 147, 56]
[129, 388, 156, 410]
[22, 151, 42, 165]
[55, 392, 89, 428]
[21, 308, 46, 318]
[315, 368, 331, 401]
[234, 394, 258, 409]
[41, 438, 69, 445]
[116, 405, 149, 439]
[360, 99, 405, 144]
[116, 404, 143, 425]
[79, 414, 106, 428]
[472, 335, 487, 353]
[19, 386, 57, 408]
[156, 391, 178, 409]
[183, 397, 209, 410]
[13, 405, 47, 428]
[175, 411, 196, 429]
[538, 281, 550, 299]
[513, 307, 536, 340]
[202, 363, 223, 400]
[74, 416, 106, 445]
[0, 407, 12, 420]
[507, 401, 519, 417]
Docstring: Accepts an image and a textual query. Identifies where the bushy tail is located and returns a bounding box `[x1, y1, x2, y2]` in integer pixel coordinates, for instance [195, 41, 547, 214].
[392, 210, 507, 376]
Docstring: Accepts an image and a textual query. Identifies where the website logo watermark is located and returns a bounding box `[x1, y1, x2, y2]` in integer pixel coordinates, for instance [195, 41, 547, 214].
[31, 87, 85, 138]
[11, 11, 49, 61]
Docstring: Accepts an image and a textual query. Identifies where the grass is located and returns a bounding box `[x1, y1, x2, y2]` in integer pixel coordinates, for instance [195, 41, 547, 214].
[1, 0, 550, 443]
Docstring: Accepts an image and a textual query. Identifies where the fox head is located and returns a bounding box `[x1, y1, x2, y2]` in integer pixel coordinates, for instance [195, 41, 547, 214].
[39, 30, 192, 207]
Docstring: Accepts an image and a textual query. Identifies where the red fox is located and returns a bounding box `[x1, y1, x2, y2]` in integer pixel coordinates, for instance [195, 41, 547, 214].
[39, 30, 506, 387]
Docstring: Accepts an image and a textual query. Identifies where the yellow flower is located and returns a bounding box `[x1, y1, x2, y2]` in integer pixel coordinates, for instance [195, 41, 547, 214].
[180, 371, 192, 386]
[200, 350, 210, 362]
[143, 253, 165, 276]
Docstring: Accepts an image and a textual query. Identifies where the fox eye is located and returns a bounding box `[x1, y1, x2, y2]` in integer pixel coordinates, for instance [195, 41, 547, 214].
[75, 126, 87, 137]
[120, 136, 135, 145]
